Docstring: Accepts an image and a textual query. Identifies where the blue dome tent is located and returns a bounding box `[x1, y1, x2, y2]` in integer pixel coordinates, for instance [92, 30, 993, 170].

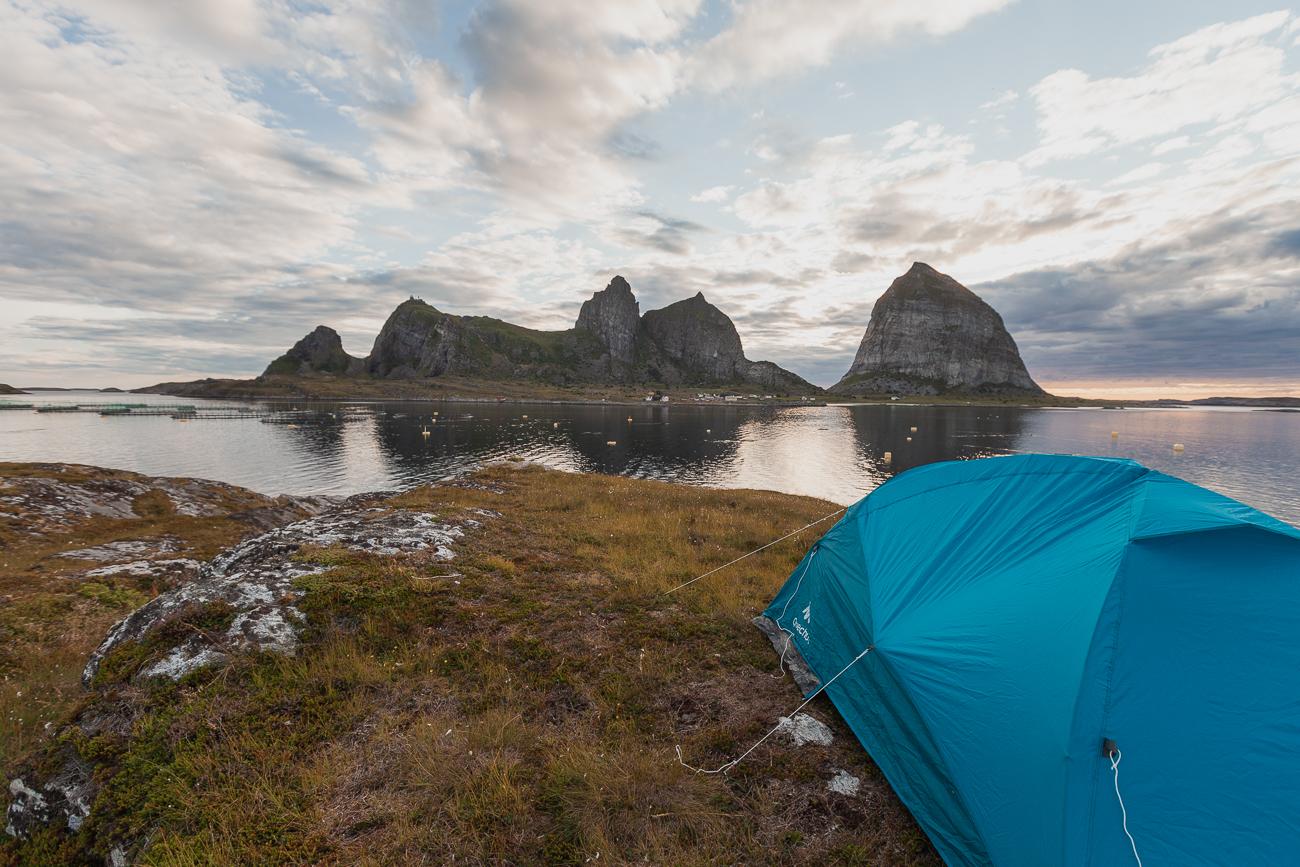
[761, 454, 1300, 866]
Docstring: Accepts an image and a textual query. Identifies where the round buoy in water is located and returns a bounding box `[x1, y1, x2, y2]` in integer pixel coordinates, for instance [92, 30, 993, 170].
[1173, 443, 1185, 451]
[606, 440, 617, 446]
[522, 414, 528, 419]
[910, 426, 918, 433]
[1111, 431, 1119, 438]
[883, 451, 892, 463]
[705, 428, 711, 434]
[553, 422, 559, 428]
[906, 436, 912, 442]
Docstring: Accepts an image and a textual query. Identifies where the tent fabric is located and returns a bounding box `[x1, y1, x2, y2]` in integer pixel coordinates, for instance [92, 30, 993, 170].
[762, 453, 1300, 866]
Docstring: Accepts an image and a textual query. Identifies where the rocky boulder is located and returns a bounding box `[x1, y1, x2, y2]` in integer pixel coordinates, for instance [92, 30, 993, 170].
[831, 262, 1043, 396]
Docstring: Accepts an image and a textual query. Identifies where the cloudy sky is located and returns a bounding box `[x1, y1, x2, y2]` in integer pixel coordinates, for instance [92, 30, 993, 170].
[2, 0, 1298, 397]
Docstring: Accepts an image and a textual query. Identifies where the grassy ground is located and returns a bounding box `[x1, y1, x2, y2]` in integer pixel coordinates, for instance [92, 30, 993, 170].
[0, 464, 307, 769]
[2, 464, 938, 865]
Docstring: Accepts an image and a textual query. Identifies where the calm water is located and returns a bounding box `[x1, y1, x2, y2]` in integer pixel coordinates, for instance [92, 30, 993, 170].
[1, 390, 1297, 524]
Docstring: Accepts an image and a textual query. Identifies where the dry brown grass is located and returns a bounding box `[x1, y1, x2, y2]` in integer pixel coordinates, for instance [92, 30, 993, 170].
[2, 464, 938, 866]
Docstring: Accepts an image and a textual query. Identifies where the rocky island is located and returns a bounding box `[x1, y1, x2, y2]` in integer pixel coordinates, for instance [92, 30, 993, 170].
[140, 263, 1059, 405]
[832, 263, 1042, 398]
[147, 276, 816, 401]
[1, 461, 937, 864]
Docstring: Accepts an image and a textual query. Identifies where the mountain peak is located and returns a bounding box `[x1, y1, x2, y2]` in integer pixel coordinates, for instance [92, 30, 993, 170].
[831, 265, 1042, 397]
[264, 324, 356, 377]
[577, 275, 641, 365]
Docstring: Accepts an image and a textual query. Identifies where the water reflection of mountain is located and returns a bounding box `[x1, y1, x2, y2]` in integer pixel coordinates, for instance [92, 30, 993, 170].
[845, 404, 1031, 475]
[4, 396, 1296, 522]
[367, 402, 767, 486]
[564, 404, 755, 476]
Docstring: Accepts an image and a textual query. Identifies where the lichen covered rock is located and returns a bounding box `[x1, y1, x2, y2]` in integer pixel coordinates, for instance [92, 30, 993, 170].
[82, 504, 488, 685]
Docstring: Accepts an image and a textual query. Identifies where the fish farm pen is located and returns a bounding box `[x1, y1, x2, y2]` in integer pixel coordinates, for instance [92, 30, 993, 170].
[0, 401, 401, 423]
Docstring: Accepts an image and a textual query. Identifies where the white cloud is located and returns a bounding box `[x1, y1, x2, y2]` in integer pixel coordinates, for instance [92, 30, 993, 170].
[979, 89, 1018, 110]
[1105, 162, 1165, 186]
[1151, 135, 1192, 156]
[2, 3, 1296, 390]
[691, 0, 1012, 91]
[0, 2, 373, 310]
[690, 185, 735, 203]
[1027, 11, 1297, 164]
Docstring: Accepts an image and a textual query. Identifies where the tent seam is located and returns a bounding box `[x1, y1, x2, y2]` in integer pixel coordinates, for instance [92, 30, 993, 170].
[868, 463, 1142, 515]
[1079, 475, 1148, 864]
[855, 503, 992, 863]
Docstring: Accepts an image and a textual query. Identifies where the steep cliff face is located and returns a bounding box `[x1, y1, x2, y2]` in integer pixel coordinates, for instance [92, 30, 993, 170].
[576, 276, 640, 367]
[640, 293, 745, 381]
[831, 263, 1042, 396]
[264, 326, 359, 376]
[366, 300, 469, 378]
[636, 293, 816, 391]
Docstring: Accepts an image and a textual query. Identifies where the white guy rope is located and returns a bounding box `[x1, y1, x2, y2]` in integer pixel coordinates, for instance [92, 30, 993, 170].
[676, 644, 872, 775]
[662, 508, 845, 595]
[1109, 749, 1144, 866]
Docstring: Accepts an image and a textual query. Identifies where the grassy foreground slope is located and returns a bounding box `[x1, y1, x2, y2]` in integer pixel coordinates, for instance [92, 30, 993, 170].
[3, 464, 937, 865]
[0, 464, 319, 768]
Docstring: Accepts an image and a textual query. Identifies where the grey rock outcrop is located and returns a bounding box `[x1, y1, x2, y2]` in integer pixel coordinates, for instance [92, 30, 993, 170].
[264, 325, 360, 376]
[81, 504, 487, 685]
[639, 293, 816, 391]
[641, 293, 746, 381]
[366, 300, 464, 378]
[831, 263, 1042, 396]
[576, 276, 640, 366]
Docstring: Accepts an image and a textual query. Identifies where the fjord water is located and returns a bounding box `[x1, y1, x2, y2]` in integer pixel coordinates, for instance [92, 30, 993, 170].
[1, 390, 1297, 525]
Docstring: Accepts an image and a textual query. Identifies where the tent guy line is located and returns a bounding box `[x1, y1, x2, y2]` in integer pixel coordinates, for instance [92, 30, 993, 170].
[1109, 750, 1144, 866]
[662, 508, 845, 596]
[675, 644, 875, 776]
